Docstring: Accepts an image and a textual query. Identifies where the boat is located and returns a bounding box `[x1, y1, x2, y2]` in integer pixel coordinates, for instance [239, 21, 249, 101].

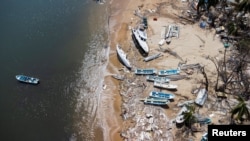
[177, 100, 194, 107]
[158, 69, 180, 76]
[149, 91, 175, 99]
[153, 81, 177, 90]
[131, 27, 149, 54]
[201, 133, 208, 141]
[111, 74, 124, 81]
[143, 97, 169, 106]
[144, 53, 162, 62]
[15, 75, 39, 84]
[175, 106, 188, 124]
[116, 44, 132, 69]
[195, 88, 208, 106]
[146, 75, 170, 83]
[135, 68, 157, 75]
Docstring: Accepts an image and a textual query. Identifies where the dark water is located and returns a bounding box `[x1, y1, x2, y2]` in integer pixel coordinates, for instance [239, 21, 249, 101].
[0, 0, 109, 141]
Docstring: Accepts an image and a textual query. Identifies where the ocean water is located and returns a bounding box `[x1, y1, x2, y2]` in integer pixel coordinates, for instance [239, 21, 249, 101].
[0, 0, 109, 141]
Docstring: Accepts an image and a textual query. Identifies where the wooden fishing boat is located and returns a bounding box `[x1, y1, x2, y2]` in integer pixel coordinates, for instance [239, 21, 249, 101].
[15, 75, 39, 85]
[135, 68, 157, 75]
[146, 75, 170, 83]
[153, 81, 177, 90]
[149, 91, 175, 99]
[158, 69, 180, 76]
[143, 97, 169, 106]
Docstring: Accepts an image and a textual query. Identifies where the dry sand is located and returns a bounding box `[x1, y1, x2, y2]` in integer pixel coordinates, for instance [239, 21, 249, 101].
[100, 0, 229, 141]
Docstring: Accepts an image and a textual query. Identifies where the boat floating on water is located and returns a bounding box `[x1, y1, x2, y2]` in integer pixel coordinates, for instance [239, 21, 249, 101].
[15, 75, 39, 85]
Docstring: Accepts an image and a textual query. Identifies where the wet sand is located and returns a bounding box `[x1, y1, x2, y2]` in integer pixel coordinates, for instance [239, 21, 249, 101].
[101, 0, 229, 141]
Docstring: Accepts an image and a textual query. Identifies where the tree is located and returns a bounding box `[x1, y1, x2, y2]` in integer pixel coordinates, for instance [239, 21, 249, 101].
[230, 96, 250, 124]
[197, 0, 219, 14]
[235, 0, 250, 13]
[183, 105, 197, 131]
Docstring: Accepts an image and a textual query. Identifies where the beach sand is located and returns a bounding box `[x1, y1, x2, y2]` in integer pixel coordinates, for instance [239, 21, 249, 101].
[100, 0, 229, 141]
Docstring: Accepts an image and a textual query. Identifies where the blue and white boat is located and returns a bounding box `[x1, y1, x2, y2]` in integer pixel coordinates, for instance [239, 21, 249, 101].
[149, 91, 175, 99]
[143, 97, 169, 106]
[16, 75, 39, 84]
[135, 68, 157, 75]
[146, 75, 170, 83]
[158, 68, 180, 76]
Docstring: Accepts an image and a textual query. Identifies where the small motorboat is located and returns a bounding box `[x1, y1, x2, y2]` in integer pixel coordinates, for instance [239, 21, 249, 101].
[16, 75, 39, 85]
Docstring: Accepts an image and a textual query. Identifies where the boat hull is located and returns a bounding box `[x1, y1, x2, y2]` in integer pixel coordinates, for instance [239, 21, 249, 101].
[16, 75, 39, 85]
[149, 91, 175, 99]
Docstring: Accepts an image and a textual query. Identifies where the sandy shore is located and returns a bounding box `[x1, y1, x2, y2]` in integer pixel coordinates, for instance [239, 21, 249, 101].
[101, 0, 232, 141]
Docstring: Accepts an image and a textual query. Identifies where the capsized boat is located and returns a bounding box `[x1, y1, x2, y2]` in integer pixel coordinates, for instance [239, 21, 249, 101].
[116, 44, 132, 69]
[149, 91, 175, 99]
[15, 75, 39, 84]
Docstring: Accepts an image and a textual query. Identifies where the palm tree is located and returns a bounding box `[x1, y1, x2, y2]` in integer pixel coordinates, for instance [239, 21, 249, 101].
[183, 105, 197, 131]
[230, 96, 250, 124]
[235, 0, 250, 13]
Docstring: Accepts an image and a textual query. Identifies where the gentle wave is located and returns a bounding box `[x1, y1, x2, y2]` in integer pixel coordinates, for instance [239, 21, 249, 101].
[71, 2, 110, 140]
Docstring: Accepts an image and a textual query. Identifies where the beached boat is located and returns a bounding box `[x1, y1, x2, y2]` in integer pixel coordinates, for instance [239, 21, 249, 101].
[175, 106, 188, 124]
[111, 74, 124, 81]
[153, 81, 177, 90]
[131, 27, 149, 54]
[149, 91, 175, 99]
[177, 100, 194, 107]
[144, 53, 161, 62]
[135, 68, 157, 75]
[143, 97, 169, 106]
[195, 88, 208, 106]
[15, 75, 39, 84]
[146, 75, 170, 83]
[158, 69, 180, 76]
[116, 44, 132, 69]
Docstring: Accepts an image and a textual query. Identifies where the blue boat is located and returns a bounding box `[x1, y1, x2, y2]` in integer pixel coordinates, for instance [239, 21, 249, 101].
[158, 69, 180, 76]
[146, 75, 170, 83]
[15, 75, 39, 84]
[135, 68, 157, 75]
[143, 97, 169, 106]
[149, 91, 175, 99]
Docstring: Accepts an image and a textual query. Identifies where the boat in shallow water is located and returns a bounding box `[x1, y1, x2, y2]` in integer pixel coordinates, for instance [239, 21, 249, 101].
[15, 75, 39, 84]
